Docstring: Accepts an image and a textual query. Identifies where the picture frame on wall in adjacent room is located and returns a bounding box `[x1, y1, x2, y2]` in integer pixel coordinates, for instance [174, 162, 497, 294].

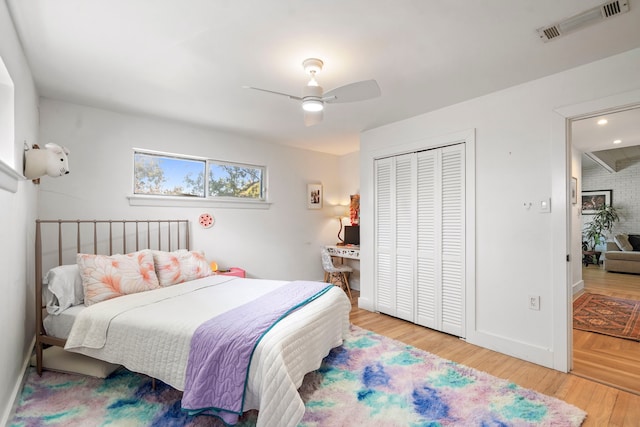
[307, 183, 323, 209]
[581, 189, 612, 215]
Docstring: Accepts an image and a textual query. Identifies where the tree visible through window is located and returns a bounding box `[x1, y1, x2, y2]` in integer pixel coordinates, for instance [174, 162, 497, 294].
[134, 151, 265, 200]
[209, 162, 263, 198]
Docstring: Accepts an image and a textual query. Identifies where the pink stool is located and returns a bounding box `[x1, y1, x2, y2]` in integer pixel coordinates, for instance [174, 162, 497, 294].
[215, 267, 246, 278]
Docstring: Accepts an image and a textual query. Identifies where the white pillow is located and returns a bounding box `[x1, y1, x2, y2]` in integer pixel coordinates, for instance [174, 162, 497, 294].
[152, 249, 212, 287]
[44, 264, 84, 315]
[77, 250, 160, 306]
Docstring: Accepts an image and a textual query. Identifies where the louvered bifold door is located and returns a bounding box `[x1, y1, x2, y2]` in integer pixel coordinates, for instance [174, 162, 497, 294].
[440, 144, 465, 337]
[394, 154, 416, 322]
[416, 150, 440, 329]
[375, 144, 465, 337]
[374, 157, 395, 316]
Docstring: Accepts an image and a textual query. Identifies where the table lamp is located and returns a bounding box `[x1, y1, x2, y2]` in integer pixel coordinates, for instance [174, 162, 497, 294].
[333, 205, 348, 244]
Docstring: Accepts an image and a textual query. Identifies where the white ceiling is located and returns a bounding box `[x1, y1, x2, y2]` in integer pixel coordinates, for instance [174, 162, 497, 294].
[6, 0, 640, 155]
[573, 107, 640, 170]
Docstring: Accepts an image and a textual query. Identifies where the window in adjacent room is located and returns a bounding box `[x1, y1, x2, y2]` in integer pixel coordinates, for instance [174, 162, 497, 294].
[133, 150, 266, 201]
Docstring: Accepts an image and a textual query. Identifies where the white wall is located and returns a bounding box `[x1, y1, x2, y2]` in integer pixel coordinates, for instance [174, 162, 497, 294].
[37, 99, 348, 282]
[360, 48, 640, 370]
[338, 150, 360, 197]
[0, 2, 39, 424]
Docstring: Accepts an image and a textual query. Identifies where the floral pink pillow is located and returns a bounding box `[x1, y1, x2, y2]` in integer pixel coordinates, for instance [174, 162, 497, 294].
[77, 250, 160, 306]
[152, 249, 212, 287]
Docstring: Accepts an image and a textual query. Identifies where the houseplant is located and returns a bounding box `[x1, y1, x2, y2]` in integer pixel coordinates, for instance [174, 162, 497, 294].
[582, 204, 621, 264]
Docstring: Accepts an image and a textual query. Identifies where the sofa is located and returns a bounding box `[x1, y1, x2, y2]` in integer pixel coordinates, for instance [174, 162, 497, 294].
[603, 234, 640, 274]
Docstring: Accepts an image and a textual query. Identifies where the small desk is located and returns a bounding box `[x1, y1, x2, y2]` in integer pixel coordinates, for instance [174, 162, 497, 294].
[325, 246, 360, 290]
[326, 245, 360, 260]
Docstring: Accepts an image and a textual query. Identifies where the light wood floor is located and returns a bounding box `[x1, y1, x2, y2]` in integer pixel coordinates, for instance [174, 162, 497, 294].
[572, 266, 640, 396]
[348, 288, 640, 427]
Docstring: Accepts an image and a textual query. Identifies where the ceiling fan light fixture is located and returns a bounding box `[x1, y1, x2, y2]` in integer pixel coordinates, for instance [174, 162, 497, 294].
[303, 58, 323, 75]
[245, 57, 379, 126]
[302, 99, 324, 112]
[307, 75, 319, 87]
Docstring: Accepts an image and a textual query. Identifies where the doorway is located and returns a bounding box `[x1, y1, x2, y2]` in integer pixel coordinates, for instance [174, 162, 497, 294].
[568, 104, 640, 393]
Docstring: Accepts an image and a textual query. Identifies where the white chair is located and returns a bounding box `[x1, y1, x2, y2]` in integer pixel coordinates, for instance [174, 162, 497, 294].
[320, 247, 353, 300]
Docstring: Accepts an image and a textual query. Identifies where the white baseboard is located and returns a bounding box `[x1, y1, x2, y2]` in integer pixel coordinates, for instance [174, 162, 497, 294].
[357, 296, 374, 311]
[572, 279, 584, 295]
[1, 337, 34, 427]
[466, 329, 555, 370]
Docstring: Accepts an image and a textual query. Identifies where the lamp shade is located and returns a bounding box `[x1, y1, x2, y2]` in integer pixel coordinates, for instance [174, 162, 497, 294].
[333, 205, 347, 218]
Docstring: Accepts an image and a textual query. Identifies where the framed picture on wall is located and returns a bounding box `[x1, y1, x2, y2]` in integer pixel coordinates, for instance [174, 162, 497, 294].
[571, 177, 578, 205]
[307, 183, 323, 209]
[581, 189, 612, 214]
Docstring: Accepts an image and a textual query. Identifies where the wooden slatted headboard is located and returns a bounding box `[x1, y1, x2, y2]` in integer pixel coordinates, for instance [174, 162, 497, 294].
[34, 219, 190, 374]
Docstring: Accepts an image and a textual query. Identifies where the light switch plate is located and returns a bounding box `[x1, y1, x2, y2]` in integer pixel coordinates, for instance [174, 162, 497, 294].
[539, 198, 551, 213]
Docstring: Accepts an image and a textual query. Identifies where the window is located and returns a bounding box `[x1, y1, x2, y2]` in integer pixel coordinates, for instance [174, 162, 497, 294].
[134, 152, 205, 197]
[133, 150, 266, 201]
[208, 160, 264, 199]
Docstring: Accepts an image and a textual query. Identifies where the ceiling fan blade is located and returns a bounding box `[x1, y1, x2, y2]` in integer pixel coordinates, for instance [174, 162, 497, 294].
[304, 110, 323, 127]
[323, 80, 381, 104]
[242, 86, 302, 101]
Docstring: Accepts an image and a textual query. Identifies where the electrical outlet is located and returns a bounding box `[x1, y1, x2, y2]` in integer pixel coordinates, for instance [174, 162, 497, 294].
[528, 295, 540, 311]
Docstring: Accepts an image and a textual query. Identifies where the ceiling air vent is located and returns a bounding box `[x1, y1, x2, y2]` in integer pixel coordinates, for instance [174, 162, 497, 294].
[537, 0, 630, 42]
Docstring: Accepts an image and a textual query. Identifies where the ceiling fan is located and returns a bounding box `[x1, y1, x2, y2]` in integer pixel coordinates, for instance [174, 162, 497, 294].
[243, 58, 381, 126]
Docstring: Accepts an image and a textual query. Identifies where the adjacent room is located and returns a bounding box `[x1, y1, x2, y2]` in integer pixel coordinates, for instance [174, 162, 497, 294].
[2, 1, 640, 426]
[570, 108, 640, 395]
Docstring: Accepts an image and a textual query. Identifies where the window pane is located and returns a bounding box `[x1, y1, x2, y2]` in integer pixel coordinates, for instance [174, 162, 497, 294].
[134, 152, 205, 197]
[208, 162, 264, 199]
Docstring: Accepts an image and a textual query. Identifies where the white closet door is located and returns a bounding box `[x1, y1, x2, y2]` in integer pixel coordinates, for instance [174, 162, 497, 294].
[416, 150, 440, 329]
[374, 158, 395, 315]
[394, 154, 416, 321]
[374, 143, 465, 337]
[440, 144, 465, 336]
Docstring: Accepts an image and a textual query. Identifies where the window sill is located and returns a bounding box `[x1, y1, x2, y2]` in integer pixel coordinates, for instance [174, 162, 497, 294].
[0, 160, 24, 193]
[127, 195, 272, 209]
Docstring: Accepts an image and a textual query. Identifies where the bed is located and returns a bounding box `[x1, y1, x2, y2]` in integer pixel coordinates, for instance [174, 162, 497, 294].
[35, 219, 351, 427]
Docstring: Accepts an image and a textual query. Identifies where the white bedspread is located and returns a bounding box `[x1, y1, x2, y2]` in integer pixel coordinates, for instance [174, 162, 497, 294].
[64, 275, 351, 427]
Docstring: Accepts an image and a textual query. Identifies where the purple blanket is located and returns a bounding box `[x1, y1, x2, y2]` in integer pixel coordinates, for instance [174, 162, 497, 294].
[181, 281, 332, 424]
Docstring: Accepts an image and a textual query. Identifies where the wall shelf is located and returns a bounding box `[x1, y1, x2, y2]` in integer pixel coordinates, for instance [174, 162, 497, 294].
[0, 159, 24, 193]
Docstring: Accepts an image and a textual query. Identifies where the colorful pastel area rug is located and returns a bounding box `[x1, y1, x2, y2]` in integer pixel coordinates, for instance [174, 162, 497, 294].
[11, 326, 586, 427]
[573, 292, 640, 341]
